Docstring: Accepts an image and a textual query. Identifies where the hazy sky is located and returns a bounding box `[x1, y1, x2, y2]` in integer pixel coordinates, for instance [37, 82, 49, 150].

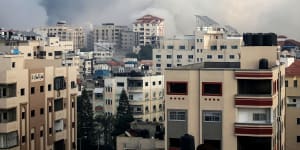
[1, 0, 299, 39]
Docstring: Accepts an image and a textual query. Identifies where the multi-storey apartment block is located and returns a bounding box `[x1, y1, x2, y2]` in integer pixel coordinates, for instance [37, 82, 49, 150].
[34, 21, 85, 50]
[93, 23, 132, 50]
[285, 60, 300, 150]
[164, 33, 285, 150]
[153, 26, 242, 74]
[133, 14, 165, 48]
[0, 54, 77, 150]
[103, 72, 164, 122]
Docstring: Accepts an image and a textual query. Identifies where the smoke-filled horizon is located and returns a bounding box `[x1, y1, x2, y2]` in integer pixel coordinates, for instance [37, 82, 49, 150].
[1, 0, 300, 39]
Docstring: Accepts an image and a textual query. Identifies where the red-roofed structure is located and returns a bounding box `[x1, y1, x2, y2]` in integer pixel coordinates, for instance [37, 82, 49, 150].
[134, 14, 164, 24]
[286, 60, 300, 77]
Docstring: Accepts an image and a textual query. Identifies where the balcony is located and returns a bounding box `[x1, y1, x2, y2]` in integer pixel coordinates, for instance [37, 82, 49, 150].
[235, 95, 273, 107]
[127, 87, 143, 92]
[234, 123, 273, 136]
[235, 71, 273, 79]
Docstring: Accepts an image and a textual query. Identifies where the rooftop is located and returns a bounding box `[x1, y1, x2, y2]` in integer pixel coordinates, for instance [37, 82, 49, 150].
[286, 60, 300, 76]
[134, 14, 164, 24]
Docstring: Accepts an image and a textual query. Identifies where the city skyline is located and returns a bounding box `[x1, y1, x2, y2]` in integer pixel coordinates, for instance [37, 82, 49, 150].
[1, 0, 300, 39]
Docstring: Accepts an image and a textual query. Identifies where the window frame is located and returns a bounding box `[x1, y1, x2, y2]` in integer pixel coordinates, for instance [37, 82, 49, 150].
[202, 82, 222, 96]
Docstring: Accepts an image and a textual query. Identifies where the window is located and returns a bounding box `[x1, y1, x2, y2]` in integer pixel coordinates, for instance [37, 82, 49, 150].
[297, 136, 300, 142]
[40, 86, 44, 93]
[27, 53, 32, 57]
[12, 62, 15, 68]
[48, 84, 52, 91]
[294, 80, 297, 87]
[54, 99, 63, 111]
[167, 45, 174, 49]
[31, 133, 34, 140]
[40, 108, 44, 115]
[218, 55, 223, 59]
[169, 111, 186, 121]
[167, 55, 172, 59]
[177, 55, 182, 59]
[54, 119, 64, 132]
[22, 136, 26, 143]
[167, 64, 172, 67]
[152, 82, 156, 86]
[117, 82, 124, 87]
[20, 88, 25, 96]
[48, 52, 53, 56]
[177, 64, 182, 67]
[231, 45, 238, 49]
[0, 131, 18, 148]
[49, 106, 52, 112]
[159, 81, 162, 85]
[156, 55, 161, 59]
[31, 87, 35, 94]
[203, 111, 221, 122]
[0, 108, 16, 123]
[145, 82, 148, 86]
[207, 55, 212, 59]
[179, 46, 185, 50]
[297, 118, 300, 125]
[71, 81, 76, 89]
[22, 112, 25, 119]
[253, 113, 266, 121]
[40, 130, 44, 137]
[49, 128, 52, 134]
[54, 76, 66, 90]
[211, 45, 217, 50]
[202, 82, 222, 96]
[188, 55, 193, 59]
[167, 82, 188, 95]
[220, 45, 227, 50]
[156, 64, 161, 67]
[229, 55, 235, 59]
[31, 110, 35, 117]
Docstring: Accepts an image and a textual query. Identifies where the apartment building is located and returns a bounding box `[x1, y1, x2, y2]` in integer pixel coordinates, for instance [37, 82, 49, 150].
[285, 60, 300, 150]
[164, 33, 285, 150]
[0, 54, 77, 150]
[34, 21, 85, 50]
[153, 27, 242, 74]
[133, 14, 165, 48]
[103, 72, 164, 122]
[93, 23, 132, 50]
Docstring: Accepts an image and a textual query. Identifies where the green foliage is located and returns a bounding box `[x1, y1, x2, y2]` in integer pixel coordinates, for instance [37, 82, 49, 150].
[94, 114, 115, 146]
[77, 89, 96, 149]
[112, 89, 134, 136]
[138, 45, 153, 60]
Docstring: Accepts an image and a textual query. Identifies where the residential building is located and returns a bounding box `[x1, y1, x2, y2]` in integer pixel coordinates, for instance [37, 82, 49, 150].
[0, 54, 77, 150]
[34, 21, 85, 50]
[93, 23, 131, 50]
[164, 33, 285, 150]
[285, 60, 300, 150]
[103, 72, 164, 122]
[133, 14, 165, 48]
[153, 26, 242, 74]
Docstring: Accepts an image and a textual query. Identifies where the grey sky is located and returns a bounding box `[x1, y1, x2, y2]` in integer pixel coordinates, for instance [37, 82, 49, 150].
[1, 0, 299, 39]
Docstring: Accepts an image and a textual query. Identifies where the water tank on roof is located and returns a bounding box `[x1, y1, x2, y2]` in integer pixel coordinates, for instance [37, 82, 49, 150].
[259, 58, 269, 69]
[253, 33, 263, 46]
[11, 48, 20, 55]
[243, 33, 253, 46]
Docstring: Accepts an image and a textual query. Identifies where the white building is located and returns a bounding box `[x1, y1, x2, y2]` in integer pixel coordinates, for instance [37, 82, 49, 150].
[103, 72, 164, 122]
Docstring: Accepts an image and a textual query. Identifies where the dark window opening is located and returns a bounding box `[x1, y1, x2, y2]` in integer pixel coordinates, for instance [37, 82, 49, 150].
[54, 76, 66, 90]
[169, 138, 180, 148]
[238, 79, 271, 95]
[237, 136, 271, 150]
[31, 87, 35, 94]
[31, 110, 35, 117]
[40, 108, 44, 115]
[40, 86, 44, 93]
[203, 140, 221, 150]
[117, 82, 124, 87]
[48, 84, 52, 91]
[294, 80, 298, 87]
[54, 98, 63, 111]
[21, 88, 25, 96]
[167, 82, 188, 95]
[202, 82, 222, 96]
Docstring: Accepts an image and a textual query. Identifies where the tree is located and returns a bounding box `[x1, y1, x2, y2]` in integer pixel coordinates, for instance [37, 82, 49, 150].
[77, 89, 96, 149]
[94, 114, 115, 147]
[138, 45, 153, 60]
[112, 89, 134, 136]
[125, 52, 138, 59]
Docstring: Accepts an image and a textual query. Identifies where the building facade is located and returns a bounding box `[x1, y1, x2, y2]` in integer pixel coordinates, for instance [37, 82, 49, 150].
[103, 72, 164, 122]
[285, 60, 300, 150]
[164, 34, 285, 150]
[0, 55, 77, 150]
[153, 26, 242, 74]
[133, 14, 165, 48]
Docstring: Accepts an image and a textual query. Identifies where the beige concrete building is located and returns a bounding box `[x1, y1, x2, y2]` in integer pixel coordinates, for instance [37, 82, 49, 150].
[164, 34, 285, 150]
[153, 27, 242, 74]
[34, 21, 85, 50]
[0, 54, 77, 150]
[133, 14, 165, 48]
[285, 60, 300, 150]
[104, 73, 164, 122]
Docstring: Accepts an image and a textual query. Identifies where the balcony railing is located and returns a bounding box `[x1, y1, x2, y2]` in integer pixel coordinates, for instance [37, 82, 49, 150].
[235, 95, 273, 107]
[234, 123, 273, 136]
